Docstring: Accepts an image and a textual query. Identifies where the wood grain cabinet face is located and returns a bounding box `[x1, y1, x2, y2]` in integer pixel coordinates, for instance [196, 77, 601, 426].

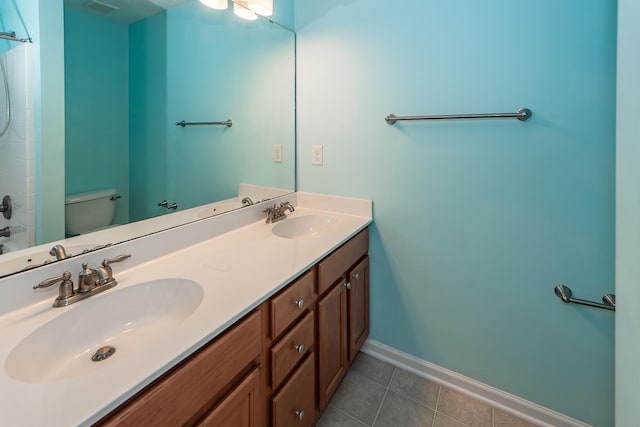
[97, 310, 262, 427]
[348, 256, 369, 361]
[316, 229, 370, 412]
[317, 278, 348, 410]
[197, 367, 262, 427]
[271, 311, 314, 390]
[271, 354, 316, 427]
[270, 269, 315, 339]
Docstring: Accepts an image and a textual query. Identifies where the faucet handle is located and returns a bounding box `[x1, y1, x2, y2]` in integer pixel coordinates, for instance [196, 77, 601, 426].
[34, 271, 72, 289]
[34, 272, 75, 301]
[102, 254, 132, 267]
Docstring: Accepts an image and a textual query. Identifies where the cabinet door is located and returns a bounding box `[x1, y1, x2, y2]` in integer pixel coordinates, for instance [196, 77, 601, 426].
[348, 256, 369, 361]
[197, 367, 262, 427]
[272, 354, 316, 427]
[317, 278, 348, 411]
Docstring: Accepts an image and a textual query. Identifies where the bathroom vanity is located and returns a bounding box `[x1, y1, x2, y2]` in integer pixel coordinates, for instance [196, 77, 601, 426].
[97, 228, 369, 426]
[0, 193, 372, 426]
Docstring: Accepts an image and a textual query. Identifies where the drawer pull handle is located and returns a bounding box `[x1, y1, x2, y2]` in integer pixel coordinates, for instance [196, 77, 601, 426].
[295, 344, 305, 354]
[294, 299, 304, 309]
[352, 272, 360, 280]
[295, 410, 305, 421]
[345, 282, 351, 290]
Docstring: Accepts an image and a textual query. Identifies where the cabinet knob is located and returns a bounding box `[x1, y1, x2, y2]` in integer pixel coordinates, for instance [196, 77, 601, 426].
[295, 410, 305, 421]
[295, 344, 305, 354]
[345, 282, 351, 290]
[294, 299, 304, 309]
[352, 272, 360, 280]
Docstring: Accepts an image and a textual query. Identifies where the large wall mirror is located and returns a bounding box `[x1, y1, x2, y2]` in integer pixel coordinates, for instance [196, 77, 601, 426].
[0, 0, 295, 277]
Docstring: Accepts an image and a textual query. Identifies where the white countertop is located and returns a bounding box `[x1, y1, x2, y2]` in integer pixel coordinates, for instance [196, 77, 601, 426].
[0, 193, 372, 426]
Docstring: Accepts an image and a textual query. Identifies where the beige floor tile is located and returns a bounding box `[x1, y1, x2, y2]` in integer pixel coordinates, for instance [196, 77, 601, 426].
[436, 388, 492, 427]
[330, 370, 387, 426]
[389, 368, 440, 410]
[373, 391, 435, 427]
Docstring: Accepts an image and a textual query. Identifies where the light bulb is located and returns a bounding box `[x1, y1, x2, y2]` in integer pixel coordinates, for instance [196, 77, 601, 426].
[248, 0, 272, 16]
[199, 0, 228, 10]
[233, 1, 258, 20]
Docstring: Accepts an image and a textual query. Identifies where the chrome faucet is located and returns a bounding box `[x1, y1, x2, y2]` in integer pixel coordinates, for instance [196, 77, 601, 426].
[49, 244, 68, 260]
[241, 197, 254, 206]
[263, 201, 295, 223]
[34, 254, 132, 307]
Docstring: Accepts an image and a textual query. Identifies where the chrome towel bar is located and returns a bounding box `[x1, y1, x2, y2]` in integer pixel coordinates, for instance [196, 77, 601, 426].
[175, 120, 232, 128]
[0, 31, 31, 43]
[385, 108, 531, 125]
[554, 285, 615, 312]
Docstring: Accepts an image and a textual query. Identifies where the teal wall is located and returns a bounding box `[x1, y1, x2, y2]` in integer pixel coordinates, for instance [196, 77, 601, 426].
[616, 0, 640, 425]
[127, 0, 295, 220]
[69, 0, 294, 223]
[129, 13, 168, 222]
[295, 1, 616, 425]
[64, 8, 130, 226]
[163, 1, 295, 210]
[0, 0, 31, 53]
[36, 0, 65, 244]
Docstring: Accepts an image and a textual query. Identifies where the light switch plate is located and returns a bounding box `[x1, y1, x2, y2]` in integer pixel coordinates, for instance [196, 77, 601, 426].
[273, 144, 282, 163]
[312, 145, 323, 165]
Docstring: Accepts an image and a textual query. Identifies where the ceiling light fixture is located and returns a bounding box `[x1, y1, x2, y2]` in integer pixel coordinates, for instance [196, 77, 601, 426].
[233, 1, 258, 20]
[199, 0, 228, 10]
[248, 0, 273, 17]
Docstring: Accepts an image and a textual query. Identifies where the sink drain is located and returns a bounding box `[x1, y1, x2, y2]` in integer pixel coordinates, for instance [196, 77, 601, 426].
[91, 346, 116, 362]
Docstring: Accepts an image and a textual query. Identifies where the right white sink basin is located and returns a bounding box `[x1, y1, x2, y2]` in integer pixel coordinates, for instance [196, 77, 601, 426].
[271, 214, 338, 240]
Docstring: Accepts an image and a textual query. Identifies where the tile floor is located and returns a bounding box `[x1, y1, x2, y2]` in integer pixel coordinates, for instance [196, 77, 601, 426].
[317, 352, 538, 427]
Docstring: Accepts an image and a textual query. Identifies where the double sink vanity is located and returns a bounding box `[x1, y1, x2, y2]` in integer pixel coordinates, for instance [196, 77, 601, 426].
[0, 192, 372, 426]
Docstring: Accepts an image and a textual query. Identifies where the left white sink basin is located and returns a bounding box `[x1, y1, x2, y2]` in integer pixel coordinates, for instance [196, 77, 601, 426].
[5, 278, 204, 383]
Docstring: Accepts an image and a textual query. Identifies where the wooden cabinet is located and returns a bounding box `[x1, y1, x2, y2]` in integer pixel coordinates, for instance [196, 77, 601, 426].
[270, 269, 314, 340]
[348, 256, 369, 361]
[97, 310, 263, 427]
[97, 227, 368, 427]
[271, 354, 316, 427]
[267, 269, 317, 426]
[317, 277, 348, 409]
[197, 367, 262, 427]
[271, 311, 314, 390]
[317, 229, 370, 410]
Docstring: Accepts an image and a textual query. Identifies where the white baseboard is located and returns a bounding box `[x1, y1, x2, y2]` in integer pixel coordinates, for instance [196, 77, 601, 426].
[361, 339, 591, 427]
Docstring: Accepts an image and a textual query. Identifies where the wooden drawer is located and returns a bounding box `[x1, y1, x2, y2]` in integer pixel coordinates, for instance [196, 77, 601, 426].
[197, 367, 262, 427]
[270, 269, 315, 339]
[272, 354, 315, 427]
[318, 228, 369, 295]
[271, 311, 314, 390]
[98, 309, 262, 427]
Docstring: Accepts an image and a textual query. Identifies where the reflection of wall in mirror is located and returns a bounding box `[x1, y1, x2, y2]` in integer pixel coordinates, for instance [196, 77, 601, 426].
[64, 0, 295, 227]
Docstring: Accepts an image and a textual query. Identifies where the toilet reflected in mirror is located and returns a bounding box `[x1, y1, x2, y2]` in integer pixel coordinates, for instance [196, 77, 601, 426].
[64, 189, 118, 236]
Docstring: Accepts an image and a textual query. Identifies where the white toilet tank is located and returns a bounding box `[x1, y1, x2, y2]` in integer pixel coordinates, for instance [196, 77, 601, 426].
[65, 189, 118, 236]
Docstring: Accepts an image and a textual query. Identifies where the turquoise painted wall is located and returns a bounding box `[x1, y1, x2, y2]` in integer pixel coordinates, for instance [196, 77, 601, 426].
[36, 0, 65, 244]
[0, 0, 31, 53]
[64, 8, 130, 227]
[163, 1, 295, 210]
[129, 12, 168, 222]
[295, 1, 616, 425]
[616, 0, 640, 425]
